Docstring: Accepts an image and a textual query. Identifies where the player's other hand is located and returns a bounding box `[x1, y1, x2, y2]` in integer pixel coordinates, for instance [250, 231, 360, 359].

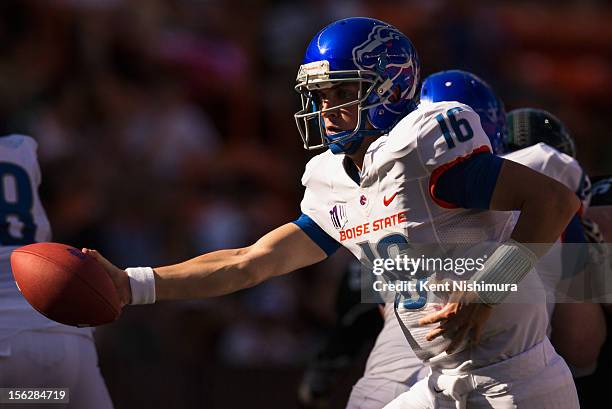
[418, 291, 492, 354]
[82, 248, 132, 308]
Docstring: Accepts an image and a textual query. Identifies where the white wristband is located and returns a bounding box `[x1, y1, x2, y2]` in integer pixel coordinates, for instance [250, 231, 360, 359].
[470, 240, 538, 305]
[125, 267, 156, 305]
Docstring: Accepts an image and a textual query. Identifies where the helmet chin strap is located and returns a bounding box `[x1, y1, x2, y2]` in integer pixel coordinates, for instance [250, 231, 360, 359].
[328, 129, 383, 154]
[330, 137, 362, 154]
[325, 109, 383, 155]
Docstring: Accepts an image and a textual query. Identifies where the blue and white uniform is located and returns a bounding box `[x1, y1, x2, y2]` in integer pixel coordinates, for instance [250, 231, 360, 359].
[0, 135, 113, 409]
[295, 103, 578, 408]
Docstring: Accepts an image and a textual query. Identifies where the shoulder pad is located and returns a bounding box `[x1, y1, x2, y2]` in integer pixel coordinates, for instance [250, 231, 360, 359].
[414, 101, 492, 172]
[301, 150, 334, 187]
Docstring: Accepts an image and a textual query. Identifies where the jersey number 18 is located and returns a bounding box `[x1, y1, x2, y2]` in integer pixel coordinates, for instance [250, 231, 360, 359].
[0, 163, 36, 245]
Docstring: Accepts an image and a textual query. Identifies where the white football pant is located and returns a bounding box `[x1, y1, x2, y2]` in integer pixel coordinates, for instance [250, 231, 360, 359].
[0, 329, 114, 409]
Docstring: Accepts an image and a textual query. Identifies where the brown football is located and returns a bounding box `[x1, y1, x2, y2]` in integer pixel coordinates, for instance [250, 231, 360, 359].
[10, 242, 121, 327]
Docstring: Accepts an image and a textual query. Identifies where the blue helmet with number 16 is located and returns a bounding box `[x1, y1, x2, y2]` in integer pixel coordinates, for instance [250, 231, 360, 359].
[294, 17, 420, 154]
[420, 70, 507, 154]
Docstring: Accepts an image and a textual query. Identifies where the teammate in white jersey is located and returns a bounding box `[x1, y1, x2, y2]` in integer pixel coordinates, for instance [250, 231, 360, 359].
[0, 135, 114, 408]
[84, 18, 580, 408]
[505, 109, 607, 400]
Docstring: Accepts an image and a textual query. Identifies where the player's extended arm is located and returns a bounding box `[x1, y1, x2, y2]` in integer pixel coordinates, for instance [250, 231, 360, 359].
[85, 223, 327, 306]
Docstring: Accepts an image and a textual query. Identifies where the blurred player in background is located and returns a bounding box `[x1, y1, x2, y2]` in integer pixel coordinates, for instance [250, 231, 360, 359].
[586, 176, 612, 241]
[576, 174, 612, 408]
[297, 260, 386, 408]
[0, 135, 114, 408]
[87, 18, 581, 408]
[506, 109, 612, 407]
[505, 108, 606, 378]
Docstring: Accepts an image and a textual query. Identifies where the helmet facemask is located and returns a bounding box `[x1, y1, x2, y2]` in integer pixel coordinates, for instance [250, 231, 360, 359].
[294, 60, 391, 153]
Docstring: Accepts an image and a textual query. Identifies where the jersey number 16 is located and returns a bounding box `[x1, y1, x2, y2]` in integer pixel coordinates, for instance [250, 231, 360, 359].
[435, 107, 474, 149]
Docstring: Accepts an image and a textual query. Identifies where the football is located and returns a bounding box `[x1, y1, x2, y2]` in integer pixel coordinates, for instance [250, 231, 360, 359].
[10, 242, 121, 327]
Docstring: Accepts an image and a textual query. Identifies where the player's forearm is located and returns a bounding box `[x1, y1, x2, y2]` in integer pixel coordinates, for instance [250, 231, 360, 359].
[153, 247, 264, 300]
[117, 223, 325, 304]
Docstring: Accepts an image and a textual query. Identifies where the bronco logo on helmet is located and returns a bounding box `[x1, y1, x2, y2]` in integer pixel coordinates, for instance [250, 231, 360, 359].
[352, 25, 419, 117]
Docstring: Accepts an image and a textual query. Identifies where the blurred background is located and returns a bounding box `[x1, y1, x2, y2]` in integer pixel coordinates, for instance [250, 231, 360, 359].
[0, 0, 610, 408]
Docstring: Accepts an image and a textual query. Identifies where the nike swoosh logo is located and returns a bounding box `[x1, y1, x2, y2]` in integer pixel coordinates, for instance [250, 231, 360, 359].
[383, 192, 399, 206]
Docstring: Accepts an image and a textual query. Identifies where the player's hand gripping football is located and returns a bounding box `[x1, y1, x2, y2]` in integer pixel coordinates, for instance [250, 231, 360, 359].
[82, 248, 132, 308]
[419, 290, 493, 354]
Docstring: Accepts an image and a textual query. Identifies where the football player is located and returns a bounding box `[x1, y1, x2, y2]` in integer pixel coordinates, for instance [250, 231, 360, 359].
[0, 135, 114, 408]
[505, 109, 609, 407]
[505, 108, 606, 374]
[87, 18, 580, 408]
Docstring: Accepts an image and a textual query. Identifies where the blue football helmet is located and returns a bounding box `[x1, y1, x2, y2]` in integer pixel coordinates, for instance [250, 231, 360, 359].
[294, 17, 420, 154]
[420, 70, 507, 154]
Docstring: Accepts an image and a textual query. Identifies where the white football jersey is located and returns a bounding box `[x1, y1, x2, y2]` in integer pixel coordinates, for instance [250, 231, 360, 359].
[503, 142, 587, 206]
[503, 143, 586, 323]
[0, 134, 90, 341]
[300, 102, 548, 369]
